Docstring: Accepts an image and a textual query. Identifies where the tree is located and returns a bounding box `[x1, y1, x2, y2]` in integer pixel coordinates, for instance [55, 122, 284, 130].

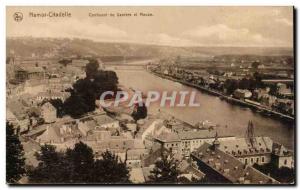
[48, 99, 64, 118]
[28, 142, 131, 184]
[132, 102, 147, 121]
[148, 153, 180, 183]
[63, 58, 119, 118]
[224, 79, 239, 95]
[85, 59, 99, 79]
[63, 78, 96, 118]
[29, 142, 95, 183]
[269, 84, 279, 96]
[6, 122, 26, 184]
[91, 150, 130, 183]
[253, 163, 294, 183]
[253, 72, 264, 89]
[28, 144, 68, 183]
[252, 61, 260, 69]
[239, 78, 250, 90]
[93, 70, 119, 98]
[65, 141, 94, 183]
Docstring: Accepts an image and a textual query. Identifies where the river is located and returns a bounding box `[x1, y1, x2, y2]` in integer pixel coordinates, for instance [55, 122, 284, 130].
[114, 69, 294, 150]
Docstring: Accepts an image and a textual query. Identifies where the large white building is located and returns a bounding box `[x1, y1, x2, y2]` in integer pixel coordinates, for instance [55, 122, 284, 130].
[155, 129, 294, 169]
[155, 130, 235, 157]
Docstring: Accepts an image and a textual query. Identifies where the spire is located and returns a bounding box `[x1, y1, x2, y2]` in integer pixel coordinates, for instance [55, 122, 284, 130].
[212, 131, 220, 150]
[215, 131, 219, 140]
[246, 120, 256, 146]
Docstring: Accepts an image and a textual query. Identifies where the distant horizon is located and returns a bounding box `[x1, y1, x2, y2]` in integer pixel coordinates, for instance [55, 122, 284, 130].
[6, 36, 294, 49]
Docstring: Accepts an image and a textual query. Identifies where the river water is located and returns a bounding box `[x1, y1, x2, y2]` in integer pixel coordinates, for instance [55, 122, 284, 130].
[114, 70, 294, 150]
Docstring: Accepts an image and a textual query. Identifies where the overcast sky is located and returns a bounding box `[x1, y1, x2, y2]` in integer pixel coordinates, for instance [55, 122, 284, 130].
[7, 6, 293, 47]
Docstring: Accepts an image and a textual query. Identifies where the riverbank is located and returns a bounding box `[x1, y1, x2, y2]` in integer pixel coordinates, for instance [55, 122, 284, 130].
[149, 70, 294, 122]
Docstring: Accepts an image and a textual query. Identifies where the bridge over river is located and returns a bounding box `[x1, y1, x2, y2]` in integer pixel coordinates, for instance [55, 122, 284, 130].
[104, 59, 157, 70]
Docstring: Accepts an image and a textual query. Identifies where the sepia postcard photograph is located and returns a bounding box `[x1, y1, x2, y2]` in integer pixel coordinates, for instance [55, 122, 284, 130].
[6, 6, 295, 185]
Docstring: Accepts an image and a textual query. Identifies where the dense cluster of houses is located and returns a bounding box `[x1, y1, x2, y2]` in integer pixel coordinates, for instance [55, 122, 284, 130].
[152, 64, 294, 117]
[6, 57, 294, 184]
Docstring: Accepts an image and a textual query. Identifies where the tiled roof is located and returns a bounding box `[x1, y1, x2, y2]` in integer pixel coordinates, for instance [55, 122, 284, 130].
[7, 109, 17, 121]
[127, 149, 148, 160]
[191, 143, 279, 184]
[156, 129, 233, 142]
[272, 142, 293, 157]
[36, 126, 62, 143]
[84, 137, 136, 152]
[178, 160, 190, 172]
[93, 115, 116, 126]
[218, 137, 273, 156]
[178, 130, 218, 140]
[36, 91, 69, 98]
[18, 66, 45, 73]
[78, 119, 97, 135]
[130, 168, 145, 183]
[85, 130, 111, 141]
[137, 118, 158, 131]
[29, 67, 45, 73]
[142, 165, 155, 182]
[7, 99, 29, 120]
[156, 132, 180, 142]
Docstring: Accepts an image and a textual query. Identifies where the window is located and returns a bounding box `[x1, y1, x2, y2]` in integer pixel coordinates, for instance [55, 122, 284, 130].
[284, 159, 288, 165]
[256, 157, 259, 163]
[245, 158, 248, 164]
[251, 158, 253, 163]
[261, 156, 265, 163]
